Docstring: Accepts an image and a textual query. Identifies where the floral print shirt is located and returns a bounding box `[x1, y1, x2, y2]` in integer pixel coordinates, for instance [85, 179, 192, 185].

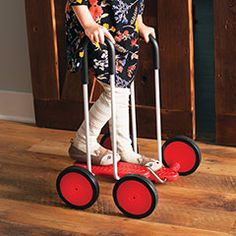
[65, 0, 145, 88]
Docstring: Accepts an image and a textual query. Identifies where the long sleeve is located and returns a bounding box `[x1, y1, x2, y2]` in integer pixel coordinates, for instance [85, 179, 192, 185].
[138, 0, 145, 15]
[68, 0, 89, 7]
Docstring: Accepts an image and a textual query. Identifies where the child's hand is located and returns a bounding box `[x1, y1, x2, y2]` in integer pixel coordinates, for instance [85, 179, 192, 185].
[139, 23, 156, 43]
[72, 5, 115, 45]
[84, 22, 116, 45]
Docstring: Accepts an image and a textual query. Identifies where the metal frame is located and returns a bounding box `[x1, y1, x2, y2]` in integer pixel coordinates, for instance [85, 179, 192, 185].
[130, 82, 138, 153]
[154, 68, 163, 165]
[83, 84, 92, 173]
[110, 73, 119, 180]
[82, 34, 162, 180]
[130, 35, 162, 165]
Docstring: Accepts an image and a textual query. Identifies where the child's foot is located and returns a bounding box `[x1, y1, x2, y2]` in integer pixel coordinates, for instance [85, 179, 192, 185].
[120, 152, 162, 171]
[137, 154, 163, 171]
[68, 139, 121, 166]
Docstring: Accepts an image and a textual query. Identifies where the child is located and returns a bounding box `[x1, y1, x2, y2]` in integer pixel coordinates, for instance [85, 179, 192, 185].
[65, 0, 159, 170]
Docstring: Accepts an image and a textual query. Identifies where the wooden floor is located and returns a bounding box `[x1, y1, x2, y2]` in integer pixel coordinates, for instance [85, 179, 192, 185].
[0, 120, 236, 236]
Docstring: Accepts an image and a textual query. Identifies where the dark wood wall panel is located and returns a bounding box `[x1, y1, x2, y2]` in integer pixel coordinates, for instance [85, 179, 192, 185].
[25, 0, 59, 100]
[54, 0, 68, 94]
[26, 0, 196, 140]
[135, 0, 157, 108]
[158, 0, 194, 111]
[92, 0, 195, 139]
[34, 100, 84, 130]
[142, 0, 196, 138]
[214, 0, 236, 146]
[136, 107, 193, 139]
[193, 0, 216, 141]
[54, 0, 89, 102]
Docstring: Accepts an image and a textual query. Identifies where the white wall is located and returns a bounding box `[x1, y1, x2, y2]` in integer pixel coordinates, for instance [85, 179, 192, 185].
[0, 0, 35, 123]
[0, 0, 32, 92]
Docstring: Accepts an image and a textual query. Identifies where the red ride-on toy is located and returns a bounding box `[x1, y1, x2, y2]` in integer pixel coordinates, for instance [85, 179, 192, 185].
[56, 35, 201, 219]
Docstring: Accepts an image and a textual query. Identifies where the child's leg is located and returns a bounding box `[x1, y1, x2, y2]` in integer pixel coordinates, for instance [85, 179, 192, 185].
[104, 83, 161, 171]
[70, 86, 119, 165]
[105, 84, 138, 161]
[107, 85, 141, 163]
[73, 88, 111, 152]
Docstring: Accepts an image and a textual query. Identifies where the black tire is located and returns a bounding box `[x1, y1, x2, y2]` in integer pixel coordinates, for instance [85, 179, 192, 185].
[162, 135, 201, 176]
[113, 174, 158, 219]
[56, 166, 99, 210]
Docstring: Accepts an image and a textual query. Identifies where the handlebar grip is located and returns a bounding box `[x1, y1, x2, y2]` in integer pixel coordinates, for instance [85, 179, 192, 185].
[149, 34, 160, 70]
[104, 38, 116, 75]
[80, 37, 116, 85]
[80, 38, 90, 85]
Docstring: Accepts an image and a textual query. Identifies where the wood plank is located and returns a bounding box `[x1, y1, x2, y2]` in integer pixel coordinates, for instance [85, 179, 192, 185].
[136, 107, 194, 138]
[0, 220, 80, 236]
[26, 137, 236, 177]
[34, 99, 84, 131]
[0, 120, 74, 141]
[87, 0, 196, 140]
[216, 114, 236, 146]
[193, 0, 216, 140]
[25, 0, 59, 100]
[33, 99, 194, 138]
[1, 159, 235, 213]
[1, 120, 236, 177]
[0, 150, 235, 233]
[157, 0, 195, 138]
[1, 181, 235, 234]
[54, 0, 68, 94]
[61, 71, 83, 101]
[1, 144, 236, 195]
[214, 0, 236, 146]
[157, 0, 195, 110]
[135, 0, 157, 108]
[0, 199, 229, 236]
[1, 120, 236, 179]
[0, 129, 236, 176]
[229, 220, 236, 236]
[0, 165, 235, 234]
[0, 121, 236, 235]
[28, 139, 69, 156]
[25, 0, 196, 138]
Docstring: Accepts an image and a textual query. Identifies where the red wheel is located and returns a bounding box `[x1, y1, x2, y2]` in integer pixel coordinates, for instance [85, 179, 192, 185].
[113, 175, 158, 219]
[162, 136, 201, 176]
[56, 166, 99, 210]
[100, 132, 139, 152]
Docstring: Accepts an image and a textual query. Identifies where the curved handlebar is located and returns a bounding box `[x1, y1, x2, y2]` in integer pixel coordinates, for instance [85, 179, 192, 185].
[80, 38, 89, 85]
[80, 34, 160, 84]
[149, 34, 160, 70]
[104, 38, 116, 75]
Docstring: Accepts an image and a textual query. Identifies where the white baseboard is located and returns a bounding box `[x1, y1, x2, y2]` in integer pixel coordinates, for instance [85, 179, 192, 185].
[0, 90, 35, 124]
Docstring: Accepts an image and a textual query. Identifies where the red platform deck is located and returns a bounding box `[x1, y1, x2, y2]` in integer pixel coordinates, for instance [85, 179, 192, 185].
[74, 162, 179, 183]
